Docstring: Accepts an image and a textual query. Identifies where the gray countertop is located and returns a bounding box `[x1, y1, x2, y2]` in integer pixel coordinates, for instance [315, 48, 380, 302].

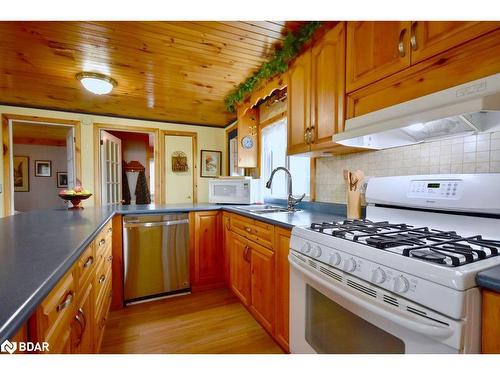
[0, 202, 345, 343]
[476, 266, 500, 293]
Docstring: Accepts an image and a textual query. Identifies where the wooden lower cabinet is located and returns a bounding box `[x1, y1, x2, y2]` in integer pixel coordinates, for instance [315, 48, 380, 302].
[227, 213, 291, 352]
[190, 211, 224, 291]
[26, 220, 113, 354]
[70, 280, 94, 353]
[482, 289, 500, 353]
[249, 243, 275, 334]
[274, 227, 291, 352]
[230, 232, 251, 306]
[222, 212, 231, 288]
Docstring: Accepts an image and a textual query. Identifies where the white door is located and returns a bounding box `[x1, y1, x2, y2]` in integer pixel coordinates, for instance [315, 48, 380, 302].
[165, 135, 194, 204]
[101, 130, 122, 205]
[65, 127, 76, 189]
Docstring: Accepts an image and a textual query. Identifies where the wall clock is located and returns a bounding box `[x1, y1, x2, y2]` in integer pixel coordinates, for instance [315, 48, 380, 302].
[241, 135, 254, 149]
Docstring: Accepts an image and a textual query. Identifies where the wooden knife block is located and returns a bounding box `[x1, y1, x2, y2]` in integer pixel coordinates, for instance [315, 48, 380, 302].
[346, 189, 362, 219]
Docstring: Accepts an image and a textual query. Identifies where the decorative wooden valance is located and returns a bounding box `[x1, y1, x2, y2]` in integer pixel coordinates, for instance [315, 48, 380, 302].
[124, 160, 145, 172]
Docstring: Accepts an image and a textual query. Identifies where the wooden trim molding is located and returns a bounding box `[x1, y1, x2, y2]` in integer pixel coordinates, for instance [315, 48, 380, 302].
[239, 73, 288, 116]
[1, 113, 82, 217]
[259, 111, 287, 130]
[160, 130, 198, 204]
[93, 123, 161, 206]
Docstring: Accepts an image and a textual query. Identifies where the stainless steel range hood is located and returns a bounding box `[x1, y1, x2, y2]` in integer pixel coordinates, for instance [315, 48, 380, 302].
[333, 73, 500, 149]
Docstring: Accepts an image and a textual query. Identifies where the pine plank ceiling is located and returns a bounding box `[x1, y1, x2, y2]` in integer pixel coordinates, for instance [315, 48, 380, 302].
[0, 21, 305, 127]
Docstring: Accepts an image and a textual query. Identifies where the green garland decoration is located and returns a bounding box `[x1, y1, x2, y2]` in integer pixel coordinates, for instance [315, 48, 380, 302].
[224, 21, 322, 113]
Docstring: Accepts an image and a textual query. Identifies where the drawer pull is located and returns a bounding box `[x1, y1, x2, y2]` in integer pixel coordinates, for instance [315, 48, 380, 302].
[78, 307, 87, 331]
[398, 28, 407, 57]
[83, 256, 94, 268]
[57, 292, 74, 312]
[99, 239, 106, 247]
[99, 274, 106, 284]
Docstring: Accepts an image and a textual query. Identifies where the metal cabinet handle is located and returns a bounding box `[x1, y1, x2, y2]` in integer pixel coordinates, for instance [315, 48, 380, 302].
[99, 238, 106, 247]
[108, 227, 113, 234]
[398, 28, 407, 57]
[78, 307, 87, 332]
[57, 292, 74, 312]
[74, 313, 84, 346]
[83, 256, 94, 268]
[309, 126, 315, 144]
[243, 245, 251, 262]
[99, 274, 106, 284]
[304, 127, 310, 144]
[410, 21, 418, 51]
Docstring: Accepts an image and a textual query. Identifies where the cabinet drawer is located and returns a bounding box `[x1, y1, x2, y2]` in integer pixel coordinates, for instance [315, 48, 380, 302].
[95, 262, 112, 310]
[35, 268, 76, 346]
[95, 220, 113, 258]
[230, 214, 274, 249]
[76, 244, 96, 289]
[94, 278, 113, 352]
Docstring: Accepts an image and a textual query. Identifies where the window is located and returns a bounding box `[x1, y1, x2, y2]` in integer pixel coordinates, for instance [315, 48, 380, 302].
[260, 119, 310, 200]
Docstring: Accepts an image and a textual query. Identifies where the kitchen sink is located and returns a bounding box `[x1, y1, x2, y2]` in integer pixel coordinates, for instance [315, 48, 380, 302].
[235, 205, 294, 214]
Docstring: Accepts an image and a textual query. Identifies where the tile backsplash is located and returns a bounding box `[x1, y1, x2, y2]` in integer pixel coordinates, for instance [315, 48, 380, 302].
[316, 132, 500, 204]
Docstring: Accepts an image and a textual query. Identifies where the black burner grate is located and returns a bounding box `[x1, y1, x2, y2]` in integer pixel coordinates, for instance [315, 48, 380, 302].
[309, 219, 499, 267]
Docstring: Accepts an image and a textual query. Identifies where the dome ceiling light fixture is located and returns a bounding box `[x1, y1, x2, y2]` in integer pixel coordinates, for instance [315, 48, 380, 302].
[76, 72, 117, 95]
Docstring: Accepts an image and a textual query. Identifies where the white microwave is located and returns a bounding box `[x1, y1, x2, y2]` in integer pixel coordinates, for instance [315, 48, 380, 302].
[208, 178, 261, 204]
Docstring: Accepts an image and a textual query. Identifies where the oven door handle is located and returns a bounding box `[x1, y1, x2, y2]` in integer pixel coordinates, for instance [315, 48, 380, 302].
[290, 259, 454, 339]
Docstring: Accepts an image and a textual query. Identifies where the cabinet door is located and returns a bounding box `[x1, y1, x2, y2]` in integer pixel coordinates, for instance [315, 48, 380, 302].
[311, 22, 346, 151]
[410, 21, 500, 64]
[250, 243, 275, 334]
[274, 227, 291, 352]
[237, 107, 259, 168]
[482, 290, 500, 353]
[287, 50, 312, 155]
[71, 281, 94, 353]
[346, 21, 411, 92]
[229, 233, 251, 305]
[222, 213, 231, 288]
[190, 211, 224, 289]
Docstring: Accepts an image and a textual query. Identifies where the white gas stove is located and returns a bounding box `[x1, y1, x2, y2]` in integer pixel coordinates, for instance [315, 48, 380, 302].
[289, 174, 500, 354]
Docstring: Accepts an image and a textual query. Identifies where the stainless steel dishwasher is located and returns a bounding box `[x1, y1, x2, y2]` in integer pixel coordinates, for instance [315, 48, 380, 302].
[123, 213, 190, 304]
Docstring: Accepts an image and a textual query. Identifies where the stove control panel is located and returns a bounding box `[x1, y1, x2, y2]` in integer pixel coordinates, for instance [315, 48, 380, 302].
[408, 179, 462, 199]
[294, 239, 419, 297]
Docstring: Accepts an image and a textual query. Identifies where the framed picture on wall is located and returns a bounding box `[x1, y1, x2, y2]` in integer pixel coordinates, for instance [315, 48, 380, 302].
[35, 160, 52, 177]
[13, 156, 29, 192]
[200, 150, 221, 178]
[57, 172, 68, 188]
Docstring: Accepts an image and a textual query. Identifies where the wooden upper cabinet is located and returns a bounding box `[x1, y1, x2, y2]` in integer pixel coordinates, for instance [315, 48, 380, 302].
[410, 21, 500, 64]
[310, 22, 346, 151]
[237, 107, 259, 168]
[287, 50, 312, 155]
[346, 21, 411, 92]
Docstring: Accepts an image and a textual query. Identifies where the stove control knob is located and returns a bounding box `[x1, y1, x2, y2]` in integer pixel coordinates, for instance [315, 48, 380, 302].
[329, 252, 342, 266]
[393, 275, 410, 294]
[311, 245, 322, 258]
[344, 258, 357, 272]
[371, 268, 386, 284]
[301, 242, 311, 254]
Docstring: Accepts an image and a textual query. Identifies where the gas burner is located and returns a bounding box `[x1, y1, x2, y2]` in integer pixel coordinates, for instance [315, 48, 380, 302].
[410, 249, 447, 264]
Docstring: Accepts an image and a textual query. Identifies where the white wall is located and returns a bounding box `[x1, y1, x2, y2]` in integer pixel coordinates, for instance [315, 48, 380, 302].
[13, 144, 68, 212]
[0, 105, 227, 217]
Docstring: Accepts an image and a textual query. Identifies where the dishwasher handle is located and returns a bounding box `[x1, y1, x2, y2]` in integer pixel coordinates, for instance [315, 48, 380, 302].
[124, 219, 189, 228]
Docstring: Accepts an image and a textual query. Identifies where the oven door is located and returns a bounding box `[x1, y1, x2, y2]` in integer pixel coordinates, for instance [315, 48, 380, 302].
[289, 252, 466, 354]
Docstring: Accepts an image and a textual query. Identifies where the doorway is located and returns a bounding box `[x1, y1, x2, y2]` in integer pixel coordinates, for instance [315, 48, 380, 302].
[94, 124, 159, 206]
[162, 131, 198, 204]
[1, 114, 81, 216]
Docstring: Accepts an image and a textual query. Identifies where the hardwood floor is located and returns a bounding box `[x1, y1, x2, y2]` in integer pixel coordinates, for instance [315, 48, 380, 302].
[100, 288, 285, 354]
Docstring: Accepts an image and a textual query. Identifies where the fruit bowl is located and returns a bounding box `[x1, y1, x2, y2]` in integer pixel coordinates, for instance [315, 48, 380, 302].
[59, 189, 92, 210]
